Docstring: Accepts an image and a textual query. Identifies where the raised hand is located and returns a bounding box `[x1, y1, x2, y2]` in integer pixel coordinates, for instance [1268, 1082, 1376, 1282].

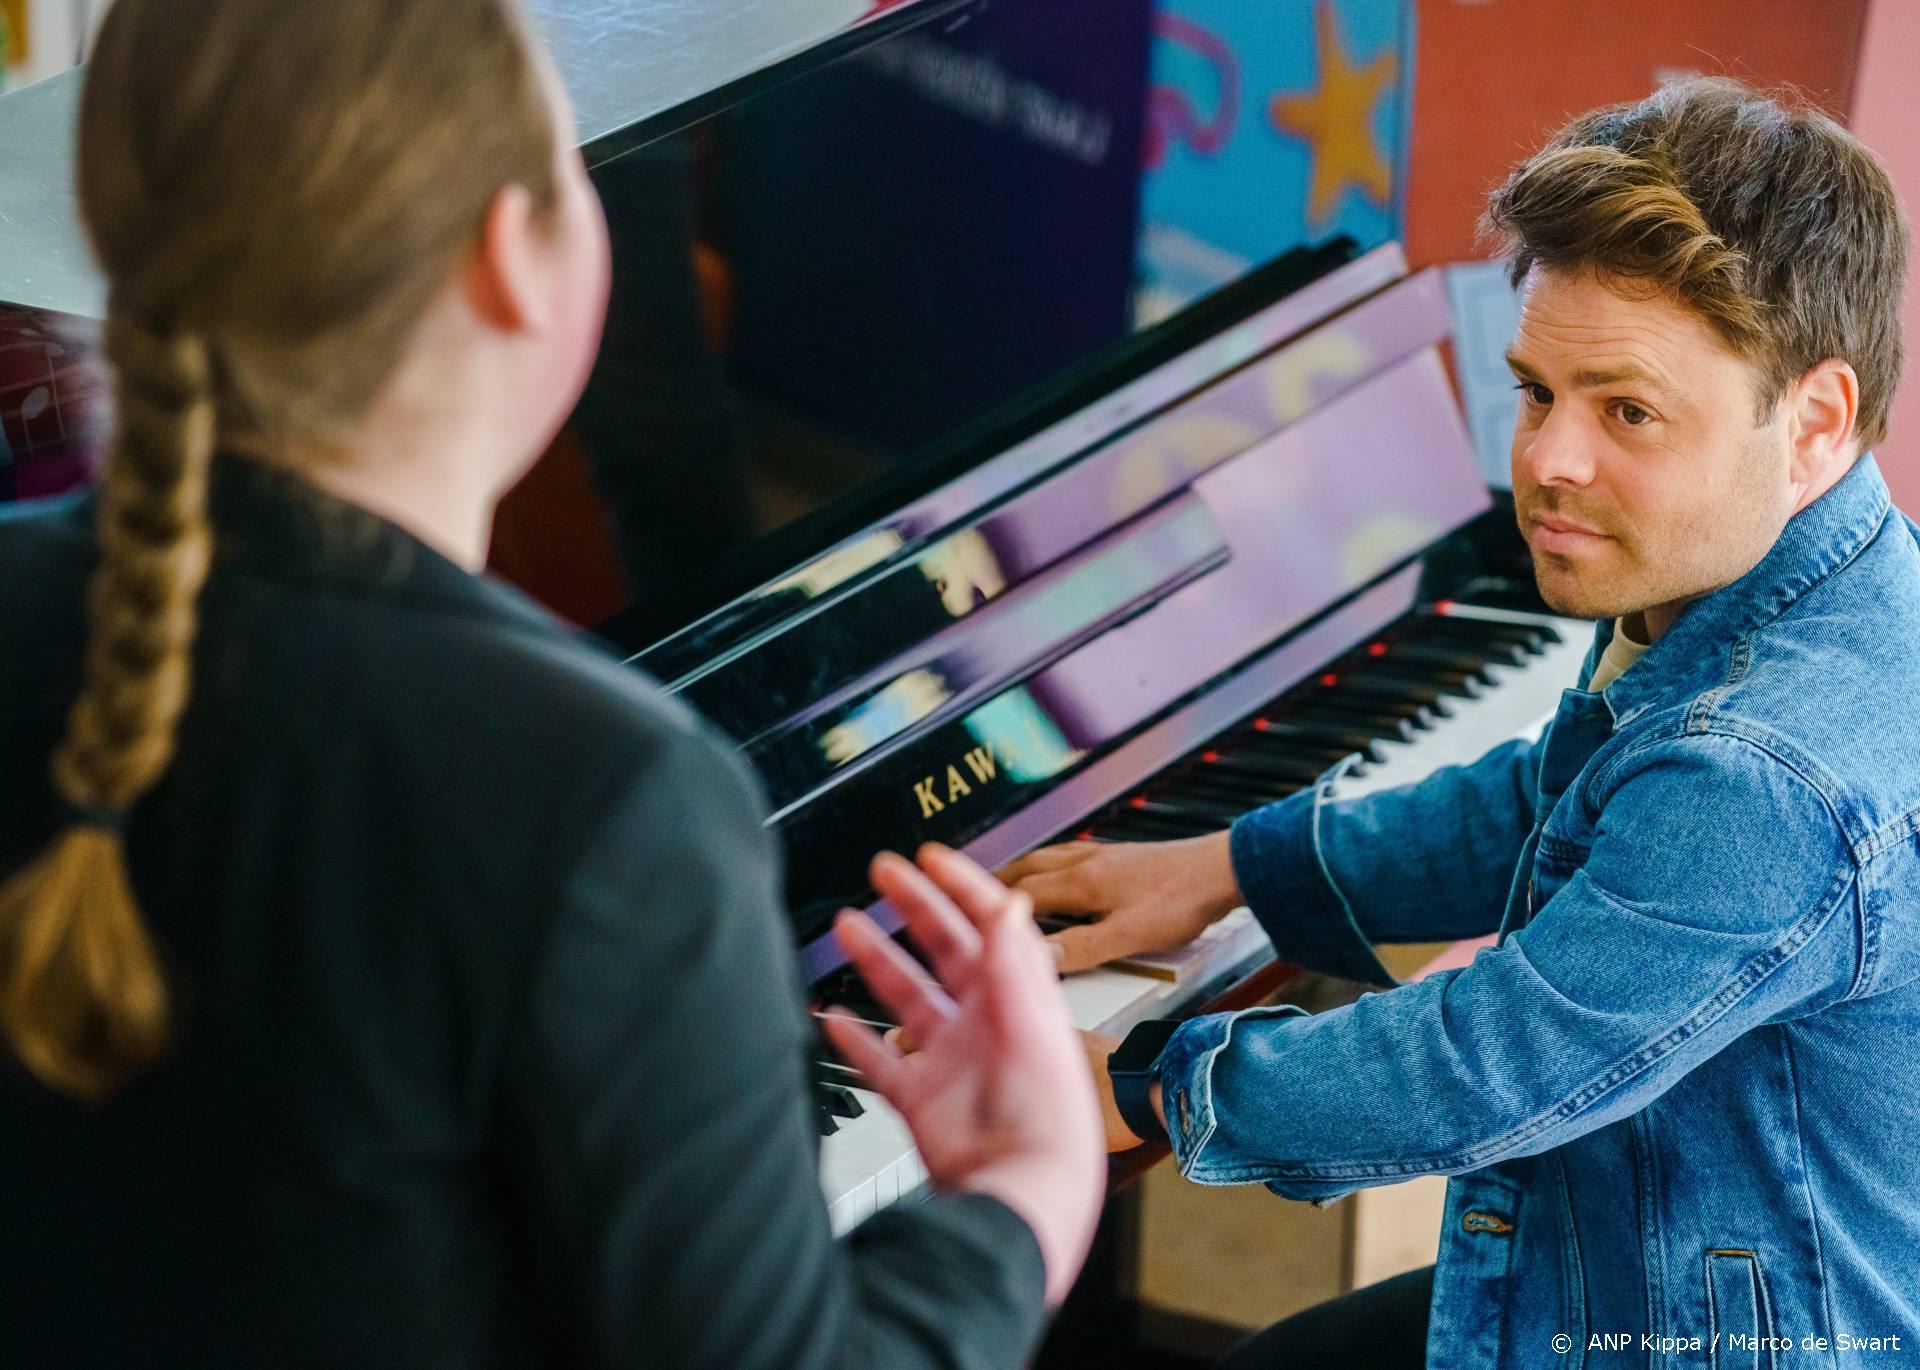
[821, 845, 1104, 1307]
[998, 830, 1244, 974]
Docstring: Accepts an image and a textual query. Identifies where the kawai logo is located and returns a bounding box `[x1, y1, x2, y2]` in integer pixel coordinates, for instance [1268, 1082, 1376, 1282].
[912, 745, 1001, 820]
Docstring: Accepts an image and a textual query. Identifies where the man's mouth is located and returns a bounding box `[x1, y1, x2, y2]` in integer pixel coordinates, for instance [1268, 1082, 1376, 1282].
[1526, 512, 1612, 553]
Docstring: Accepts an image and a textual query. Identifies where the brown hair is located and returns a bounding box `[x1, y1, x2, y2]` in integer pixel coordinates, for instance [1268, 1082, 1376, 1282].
[1482, 76, 1909, 447]
[0, 0, 557, 1102]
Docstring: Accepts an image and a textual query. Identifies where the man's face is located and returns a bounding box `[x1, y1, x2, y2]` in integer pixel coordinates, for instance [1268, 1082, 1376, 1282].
[1507, 269, 1798, 625]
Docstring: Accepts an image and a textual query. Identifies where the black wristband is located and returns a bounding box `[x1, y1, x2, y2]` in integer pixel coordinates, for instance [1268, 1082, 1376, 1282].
[1108, 1019, 1181, 1145]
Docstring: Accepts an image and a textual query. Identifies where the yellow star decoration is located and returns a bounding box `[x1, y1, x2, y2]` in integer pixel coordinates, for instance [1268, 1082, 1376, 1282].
[1269, 2, 1398, 227]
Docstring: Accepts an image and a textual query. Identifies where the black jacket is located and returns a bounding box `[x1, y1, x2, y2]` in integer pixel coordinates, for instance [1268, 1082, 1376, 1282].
[0, 460, 1044, 1369]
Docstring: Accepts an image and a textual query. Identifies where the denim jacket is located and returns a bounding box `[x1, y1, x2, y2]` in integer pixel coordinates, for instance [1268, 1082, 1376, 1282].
[1159, 454, 1920, 1367]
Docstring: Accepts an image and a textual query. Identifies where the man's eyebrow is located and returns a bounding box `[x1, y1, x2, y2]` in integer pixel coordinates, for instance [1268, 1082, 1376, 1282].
[1503, 354, 1674, 392]
[1569, 362, 1672, 391]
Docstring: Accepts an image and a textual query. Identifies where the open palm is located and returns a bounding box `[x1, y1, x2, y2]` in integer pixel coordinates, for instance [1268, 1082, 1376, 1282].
[821, 845, 1103, 1305]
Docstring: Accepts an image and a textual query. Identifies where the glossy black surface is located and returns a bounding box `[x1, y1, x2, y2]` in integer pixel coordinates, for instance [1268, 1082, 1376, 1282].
[635, 248, 1503, 953]
[550, 2, 1370, 649]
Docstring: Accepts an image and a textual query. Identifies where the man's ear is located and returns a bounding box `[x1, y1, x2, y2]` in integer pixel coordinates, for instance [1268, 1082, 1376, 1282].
[462, 183, 548, 335]
[1786, 359, 1860, 486]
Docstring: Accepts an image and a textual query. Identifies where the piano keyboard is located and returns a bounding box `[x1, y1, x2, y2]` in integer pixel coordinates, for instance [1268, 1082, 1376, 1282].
[816, 603, 1593, 1232]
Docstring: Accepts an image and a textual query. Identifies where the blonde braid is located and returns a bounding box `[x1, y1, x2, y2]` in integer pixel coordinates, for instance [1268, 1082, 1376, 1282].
[0, 314, 215, 1103]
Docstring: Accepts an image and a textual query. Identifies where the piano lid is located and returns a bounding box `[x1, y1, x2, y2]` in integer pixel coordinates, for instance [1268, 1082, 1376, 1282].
[0, 0, 962, 319]
[494, 0, 1417, 644]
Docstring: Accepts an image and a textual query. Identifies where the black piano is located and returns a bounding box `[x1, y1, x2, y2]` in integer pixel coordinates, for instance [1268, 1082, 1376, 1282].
[485, 0, 1593, 1238]
[0, 0, 1583, 1323]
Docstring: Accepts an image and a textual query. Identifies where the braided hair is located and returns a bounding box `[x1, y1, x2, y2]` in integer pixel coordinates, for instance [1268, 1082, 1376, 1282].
[0, 0, 558, 1102]
[0, 318, 214, 1101]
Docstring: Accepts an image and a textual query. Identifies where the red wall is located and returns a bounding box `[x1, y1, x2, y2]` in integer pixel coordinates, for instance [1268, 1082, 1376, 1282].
[1847, 0, 1920, 511]
[1405, 0, 1871, 270]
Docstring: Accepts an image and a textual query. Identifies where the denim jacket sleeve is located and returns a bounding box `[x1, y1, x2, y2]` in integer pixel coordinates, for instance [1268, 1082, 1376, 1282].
[1227, 732, 1545, 987]
[1162, 732, 1860, 1199]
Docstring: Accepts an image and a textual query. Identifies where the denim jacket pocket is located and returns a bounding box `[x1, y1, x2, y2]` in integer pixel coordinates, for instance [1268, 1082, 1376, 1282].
[1524, 834, 1591, 925]
[1705, 1249, 1776, 1370]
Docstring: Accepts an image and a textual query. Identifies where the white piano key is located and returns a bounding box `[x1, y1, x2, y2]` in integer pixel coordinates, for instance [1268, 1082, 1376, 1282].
[819, 1157, 879, 1235]
[846, 1089, 924, 1190]
[1061, 965, 1174, 1032]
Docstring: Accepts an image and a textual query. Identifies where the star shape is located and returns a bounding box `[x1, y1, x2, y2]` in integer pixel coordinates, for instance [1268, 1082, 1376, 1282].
[1269, 2, 1398, 227]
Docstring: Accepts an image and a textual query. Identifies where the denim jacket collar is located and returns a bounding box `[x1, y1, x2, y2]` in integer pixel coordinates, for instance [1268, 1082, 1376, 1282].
[1595, 451, 1893, 729]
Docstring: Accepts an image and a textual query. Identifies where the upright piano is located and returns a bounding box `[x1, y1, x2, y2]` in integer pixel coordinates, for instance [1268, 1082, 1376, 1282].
[0, 0, 1590, 1247]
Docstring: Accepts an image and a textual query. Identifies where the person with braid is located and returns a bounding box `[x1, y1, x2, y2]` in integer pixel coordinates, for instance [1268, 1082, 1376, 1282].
[0, 2, 1103, 1367]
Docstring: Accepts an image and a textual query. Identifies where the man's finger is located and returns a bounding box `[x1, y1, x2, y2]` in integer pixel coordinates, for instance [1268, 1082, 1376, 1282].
[835, 909, 957, 1042]
[997, 841, 1094, 886]
[870, 851, 983, 990]
[1047, 916, 1135, 975]
[1011, 867, 1099, 917]
[820, 1009, 906, 1099]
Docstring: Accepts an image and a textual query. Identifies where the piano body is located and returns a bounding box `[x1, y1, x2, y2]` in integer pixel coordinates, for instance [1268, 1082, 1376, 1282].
[504, 0, 1593, 1234]
[0, 0, 1591, 1267]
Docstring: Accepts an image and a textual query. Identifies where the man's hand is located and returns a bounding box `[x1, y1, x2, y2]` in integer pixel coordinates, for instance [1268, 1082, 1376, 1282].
[999, 831, 1244, 973]
[822, 846, 1104, 1308]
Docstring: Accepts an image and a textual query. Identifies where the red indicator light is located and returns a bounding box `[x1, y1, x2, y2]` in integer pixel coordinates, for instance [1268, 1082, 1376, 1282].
[1129, 795, 1149, 809]
[1076, 830, 1094, 841]
[1434, 598, 1456, 615]
[1368, 641, 1387, 657]
[1320, 672, 1339, 687]
[1202, 750, 1220, 763]
[1253, 716, 1271, 731]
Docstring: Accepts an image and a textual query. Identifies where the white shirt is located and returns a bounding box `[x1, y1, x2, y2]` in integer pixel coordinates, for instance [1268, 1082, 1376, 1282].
[1585, 616, 1651, 693]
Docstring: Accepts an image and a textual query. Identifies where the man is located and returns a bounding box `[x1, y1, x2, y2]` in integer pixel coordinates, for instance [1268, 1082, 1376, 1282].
[1005, 78, 1920, 1367]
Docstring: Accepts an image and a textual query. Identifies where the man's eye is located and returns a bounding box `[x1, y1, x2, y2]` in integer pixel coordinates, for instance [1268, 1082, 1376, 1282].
[1614, 401, 1652, 426]
[1513, 381, 1551, 407]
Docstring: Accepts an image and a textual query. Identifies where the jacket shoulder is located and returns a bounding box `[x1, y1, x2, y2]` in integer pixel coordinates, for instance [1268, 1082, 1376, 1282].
[1702, 514, 1920, 846]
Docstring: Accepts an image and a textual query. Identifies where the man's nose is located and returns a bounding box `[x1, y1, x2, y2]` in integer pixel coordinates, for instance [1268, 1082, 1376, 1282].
[1513, 408, 1598, 488]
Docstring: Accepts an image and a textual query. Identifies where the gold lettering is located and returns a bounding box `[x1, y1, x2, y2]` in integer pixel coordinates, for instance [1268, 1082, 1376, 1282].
[914, 776, 944, 819]
[946, 765, 972, 803]
[963, 746, 997, 784]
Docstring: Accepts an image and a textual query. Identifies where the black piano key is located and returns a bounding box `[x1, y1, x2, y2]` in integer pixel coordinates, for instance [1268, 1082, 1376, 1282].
[816, 1102, 840, 1137]
[1228, 744, 1356, 775]
[813, 1057, 866, 1089]
[1163, 776, 1296, 811]
[1167, 764, 1283, 795]
[1291, 695, 1439, 730]
[1094, 813, 1215, 843]
[816, 1080, 865, 1120]
[1412, 615, 1552, 655]
[1143, 780, 1274, 818]
[1198, 751, 1331, 786]
[1319, 673, 1458, 715]
[1376, 639, 1518, 673]
[1235, 722, 1386, 764]
[1350, 660, 1488, 698]
[1127, 797, 1242, 829]
[1285, 703, 1420, 741]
